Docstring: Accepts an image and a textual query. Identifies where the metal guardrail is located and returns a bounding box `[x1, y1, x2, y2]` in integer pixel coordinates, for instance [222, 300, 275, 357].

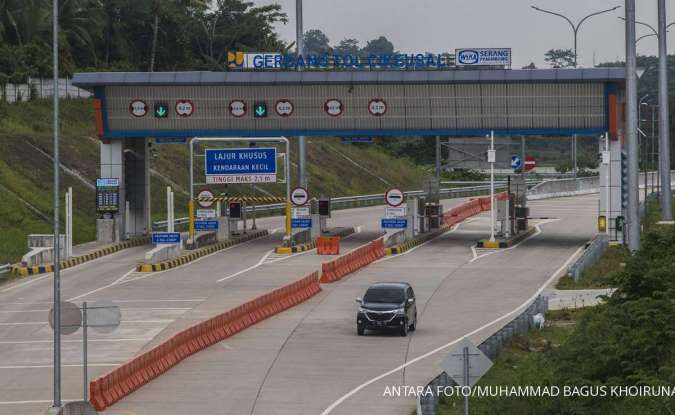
[152, 184, 514, 231]
[567, 234, 609, 282]
[0, 263, 10, 274]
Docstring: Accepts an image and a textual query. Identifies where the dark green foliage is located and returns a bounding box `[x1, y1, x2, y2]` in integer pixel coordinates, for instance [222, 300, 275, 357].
[0, 0, 287, 77]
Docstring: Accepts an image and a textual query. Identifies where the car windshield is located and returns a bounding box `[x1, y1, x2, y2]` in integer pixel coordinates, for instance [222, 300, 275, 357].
[363, 287, 404, 304]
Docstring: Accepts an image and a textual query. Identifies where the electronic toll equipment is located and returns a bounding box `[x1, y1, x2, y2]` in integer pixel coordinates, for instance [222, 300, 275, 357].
[96, 178, 120, 213]
[228, 202, 242, 219]
[318, 198, 331, 217]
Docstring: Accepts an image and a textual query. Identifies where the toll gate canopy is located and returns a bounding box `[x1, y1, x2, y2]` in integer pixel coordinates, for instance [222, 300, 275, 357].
[72, 68, 625, 139]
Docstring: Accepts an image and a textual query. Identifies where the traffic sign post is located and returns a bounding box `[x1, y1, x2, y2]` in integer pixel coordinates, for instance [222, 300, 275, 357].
[524, 155, 536, 172]
[152, 232, 180, 244]
[291, 187, 309, 206]
[197, 190, 215, 208]
[381, 218, 407, 229]
[440, 337, 493, 415]
[385, 188, 405, 207]
[510, 154, 522, 170]
[194, 220, 219, 231]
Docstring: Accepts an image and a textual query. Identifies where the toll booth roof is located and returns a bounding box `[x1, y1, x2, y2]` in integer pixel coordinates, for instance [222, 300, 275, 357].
[72, 68, 626, 89]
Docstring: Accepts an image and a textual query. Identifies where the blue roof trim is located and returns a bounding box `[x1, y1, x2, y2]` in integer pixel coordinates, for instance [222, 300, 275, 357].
[72, 68, 626, 88]
[103, 127, 607, 139]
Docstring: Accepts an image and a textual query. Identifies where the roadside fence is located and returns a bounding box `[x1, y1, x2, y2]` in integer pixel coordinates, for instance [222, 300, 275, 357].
[1, 78, 91, 103]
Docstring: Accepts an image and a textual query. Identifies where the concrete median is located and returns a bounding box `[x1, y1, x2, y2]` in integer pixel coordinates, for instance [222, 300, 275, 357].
[89, 270, 321, 411]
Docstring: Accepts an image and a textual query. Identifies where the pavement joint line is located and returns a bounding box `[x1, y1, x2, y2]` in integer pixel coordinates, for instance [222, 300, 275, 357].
[0, 363, 122, 369]
[470, 219, 559, 263]
[0, 247, 135, 294]
[0, 399, 80, 405]
[375, 223, 462, 264]
[0, 307, 190, 313]
[319, 241, 587, 415]
[0, 319, 174, 326]
[67, 267, 137, 302]
[126, 231, 272, 282]
[0, 338, 155, 345]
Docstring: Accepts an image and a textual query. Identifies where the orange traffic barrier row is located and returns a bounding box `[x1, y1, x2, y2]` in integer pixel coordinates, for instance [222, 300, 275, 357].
[443, 192, 509, 227]
[89, 271, 321, 411]
[320, 237, 385, 283]
[316, 236, 341, 255]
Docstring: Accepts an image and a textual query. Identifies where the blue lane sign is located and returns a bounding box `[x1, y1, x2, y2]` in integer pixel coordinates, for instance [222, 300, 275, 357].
[291, 218, 312, 229]
[152, 232, 181, 244]
[205, 147, 277, 184]
[194, 220, 219, 231]
[381, 218, 408, 229]
[511, 155, 522, 169]
[341, 137, 373, 144]
[155, 137, 188, 144]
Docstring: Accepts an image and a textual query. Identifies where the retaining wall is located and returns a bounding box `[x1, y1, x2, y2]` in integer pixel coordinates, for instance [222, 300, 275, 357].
[527, 177, 599, 200]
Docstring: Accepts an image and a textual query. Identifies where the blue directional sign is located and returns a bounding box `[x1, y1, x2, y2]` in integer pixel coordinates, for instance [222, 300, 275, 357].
[205, 147, 277, 184]
[155, 137, 188, 144]
[511, 155, 522, 170]
[194, 220, 219, 231]
[381, 218, 408, 229]
[291, 218, 312, 229]
[152, 232, 181, 244]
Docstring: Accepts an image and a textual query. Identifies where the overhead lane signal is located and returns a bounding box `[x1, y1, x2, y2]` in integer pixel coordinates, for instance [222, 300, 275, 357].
[154, 102, 169, 118]
[254, 102, 268, 118]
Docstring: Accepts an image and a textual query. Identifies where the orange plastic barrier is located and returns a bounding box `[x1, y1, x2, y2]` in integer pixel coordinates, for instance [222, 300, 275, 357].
[316, 236, 341, 255]
[320, 237, 385, 283]
[89, 271, 321, 411]
[442, 192, 509, 227]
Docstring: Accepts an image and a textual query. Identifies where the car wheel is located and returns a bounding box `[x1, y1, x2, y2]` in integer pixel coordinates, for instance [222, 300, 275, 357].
[400, 319, 409, 336]
[357, 326, 365, 336]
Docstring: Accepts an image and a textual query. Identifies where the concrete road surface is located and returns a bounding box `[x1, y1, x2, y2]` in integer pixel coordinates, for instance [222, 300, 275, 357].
[98, 194, 597, 415]
[0, 199, 464, 414]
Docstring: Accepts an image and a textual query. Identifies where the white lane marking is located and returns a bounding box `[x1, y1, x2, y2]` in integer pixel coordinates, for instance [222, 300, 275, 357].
[0, 298, 205, 306]
[0, 363, 120, 369]
[0, 307, 190, 313]
[319, 242, 585, 415]
[0, 248, 136, 293]
[0, 320, 174, 327]
[119, 232, 276, 285]
[469, 219, 559, 263]
[374, 222, 466, 264]
[0, 338, 154, 345]
[67, 267, 137, 301]
[217, 250, 274, 282]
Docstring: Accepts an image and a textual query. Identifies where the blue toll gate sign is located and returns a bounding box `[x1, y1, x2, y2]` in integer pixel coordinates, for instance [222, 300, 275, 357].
[381, 218, 408, 229]
[205, 147, 277, 184]
[194, 220, 219, 231]
[291, 218, 312, 229]
[152, 232, 181, 244]
[511, 155, 522, 170]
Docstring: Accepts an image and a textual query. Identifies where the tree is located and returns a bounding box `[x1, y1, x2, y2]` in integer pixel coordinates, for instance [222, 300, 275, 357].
[544, 48, 575, 68]
[361, 36, 395, 55]
[302, 29, 330, 55]
[333, 38, 359, 55]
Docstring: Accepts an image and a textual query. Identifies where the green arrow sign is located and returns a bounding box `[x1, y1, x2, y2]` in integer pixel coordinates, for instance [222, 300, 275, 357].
[253, 102, 267, 118]
[154, 103, 169, 118]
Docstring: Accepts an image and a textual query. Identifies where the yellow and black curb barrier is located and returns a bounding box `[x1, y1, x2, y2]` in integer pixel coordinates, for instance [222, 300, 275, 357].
[384, 224, 451, 256]
[136, 229, 269, 272]
[476, 227, 536, 249]
[11, 237, 151, 277]
[198, 196, 287, 203]
[274, 227, 355, 255]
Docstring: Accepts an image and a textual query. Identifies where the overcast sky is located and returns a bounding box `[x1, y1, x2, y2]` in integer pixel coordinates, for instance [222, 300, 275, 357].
[253, 0, 673, 68]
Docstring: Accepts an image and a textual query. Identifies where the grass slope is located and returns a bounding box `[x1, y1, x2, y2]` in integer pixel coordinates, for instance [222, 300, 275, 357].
[0, 99, 428, 263]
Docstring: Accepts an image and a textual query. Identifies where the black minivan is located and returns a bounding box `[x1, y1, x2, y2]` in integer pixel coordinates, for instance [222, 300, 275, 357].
[356, 282, 417, 336]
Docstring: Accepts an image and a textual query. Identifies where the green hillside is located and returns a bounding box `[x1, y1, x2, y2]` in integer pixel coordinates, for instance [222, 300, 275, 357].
[0, 99, 427, 264]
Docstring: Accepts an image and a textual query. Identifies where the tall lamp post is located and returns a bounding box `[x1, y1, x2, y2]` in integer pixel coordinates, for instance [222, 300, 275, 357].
[625, 0, 640, 251]
[51, 0, 62, 411]
[296, 0, 307, 189]
[531, 5, 622, 67]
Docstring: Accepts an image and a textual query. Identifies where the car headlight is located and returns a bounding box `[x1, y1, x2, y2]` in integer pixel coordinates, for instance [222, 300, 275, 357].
[358, 307, 368, 313]
[393, 308, 405, 315]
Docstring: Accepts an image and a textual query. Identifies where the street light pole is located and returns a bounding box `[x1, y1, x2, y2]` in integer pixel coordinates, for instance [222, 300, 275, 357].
[296, 0, 307, 188]
[51, 0, 62, 410]
[658, 0, 672, 220]
[625, 0, 640, 251]
[531, 5, 622, 67]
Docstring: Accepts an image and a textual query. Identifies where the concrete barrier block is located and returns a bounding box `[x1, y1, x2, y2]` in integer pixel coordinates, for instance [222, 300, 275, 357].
[144, 244, 182, 264]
